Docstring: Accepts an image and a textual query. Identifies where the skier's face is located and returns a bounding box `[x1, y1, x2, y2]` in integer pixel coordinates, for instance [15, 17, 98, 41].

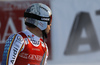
[45, 24, 51, 34]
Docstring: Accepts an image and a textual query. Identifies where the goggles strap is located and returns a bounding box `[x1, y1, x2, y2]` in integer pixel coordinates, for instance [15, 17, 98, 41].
[24, 12, 50, 24]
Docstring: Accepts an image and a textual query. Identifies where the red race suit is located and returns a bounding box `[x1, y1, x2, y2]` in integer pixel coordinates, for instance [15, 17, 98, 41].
[1, 29, 49, 65]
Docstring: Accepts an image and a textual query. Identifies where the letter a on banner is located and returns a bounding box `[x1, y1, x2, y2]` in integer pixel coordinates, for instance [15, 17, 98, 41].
[64, 12, 99, 55]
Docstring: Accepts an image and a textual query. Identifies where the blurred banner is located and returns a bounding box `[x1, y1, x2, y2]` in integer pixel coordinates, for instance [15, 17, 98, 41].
[0, 0, 52, 64]
[49, 0, 100, 65]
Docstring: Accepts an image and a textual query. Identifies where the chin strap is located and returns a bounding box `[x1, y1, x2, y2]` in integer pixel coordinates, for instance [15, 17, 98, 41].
[42, 30, 47, 42]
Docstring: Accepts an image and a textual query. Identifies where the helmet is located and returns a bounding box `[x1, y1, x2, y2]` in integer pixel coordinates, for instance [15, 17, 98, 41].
[24, 3, 52, 30]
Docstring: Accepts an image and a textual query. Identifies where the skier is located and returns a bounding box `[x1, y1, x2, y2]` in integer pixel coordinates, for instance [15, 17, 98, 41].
[1, 3, 52, 65]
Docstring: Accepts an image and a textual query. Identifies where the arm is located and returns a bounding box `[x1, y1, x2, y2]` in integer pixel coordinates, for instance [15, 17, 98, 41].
[1, 34, 24, 65]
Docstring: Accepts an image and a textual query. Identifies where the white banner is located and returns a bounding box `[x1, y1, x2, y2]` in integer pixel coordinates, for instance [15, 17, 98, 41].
[48, 0, 100, 65]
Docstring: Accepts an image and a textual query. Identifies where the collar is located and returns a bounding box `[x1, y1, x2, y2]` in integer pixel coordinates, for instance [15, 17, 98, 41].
[24, 29, 43, 41]
[24, 29, 33, 36]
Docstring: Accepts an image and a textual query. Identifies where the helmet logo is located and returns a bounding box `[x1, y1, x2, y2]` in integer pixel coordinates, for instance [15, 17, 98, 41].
[41, 18, 50, 21]
[29, 5, 40, 15]
[39, 22, 43, 27]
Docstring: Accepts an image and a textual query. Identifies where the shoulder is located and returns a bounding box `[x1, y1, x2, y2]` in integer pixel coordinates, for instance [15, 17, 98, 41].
[7, 33, 23, 39]
[6, 33, 24, 45]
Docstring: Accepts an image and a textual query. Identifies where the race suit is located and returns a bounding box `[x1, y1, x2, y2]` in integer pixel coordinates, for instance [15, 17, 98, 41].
[1, 29, 48, 65]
